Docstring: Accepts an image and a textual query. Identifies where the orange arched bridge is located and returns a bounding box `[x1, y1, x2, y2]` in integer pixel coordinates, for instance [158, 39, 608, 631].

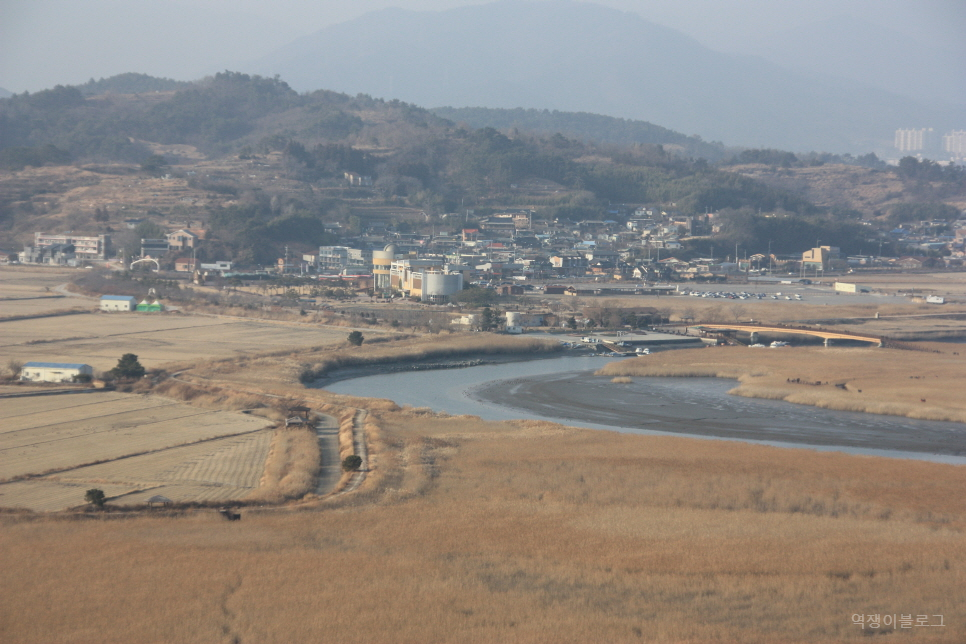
[692, 324, 883, 347]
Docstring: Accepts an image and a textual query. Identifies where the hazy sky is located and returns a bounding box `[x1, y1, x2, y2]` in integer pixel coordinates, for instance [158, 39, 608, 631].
[2, 0, 964, 94]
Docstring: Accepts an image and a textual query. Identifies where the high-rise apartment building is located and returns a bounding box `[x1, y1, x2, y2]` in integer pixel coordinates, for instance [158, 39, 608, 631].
[942, 131, 966, 158]
[894, 128, 935, 152]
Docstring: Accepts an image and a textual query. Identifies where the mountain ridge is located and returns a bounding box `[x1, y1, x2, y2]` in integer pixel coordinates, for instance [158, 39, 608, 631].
[247, 0, 962, 155]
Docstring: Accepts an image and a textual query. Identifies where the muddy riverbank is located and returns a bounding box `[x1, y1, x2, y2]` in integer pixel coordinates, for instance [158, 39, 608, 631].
[472, 370, 966, 459]
[307, 349, 586, 387]
[323, 355, 966, 463]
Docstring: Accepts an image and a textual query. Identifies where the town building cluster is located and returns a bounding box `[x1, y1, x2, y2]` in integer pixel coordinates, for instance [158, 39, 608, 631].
[13, 206, 966, 302]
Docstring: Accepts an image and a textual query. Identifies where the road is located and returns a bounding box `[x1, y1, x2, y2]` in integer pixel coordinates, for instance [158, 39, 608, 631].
[313, 412, 342, 495]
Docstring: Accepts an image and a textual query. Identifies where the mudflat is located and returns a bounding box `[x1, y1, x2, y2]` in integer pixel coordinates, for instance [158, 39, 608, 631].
[473, 369, 966, 456]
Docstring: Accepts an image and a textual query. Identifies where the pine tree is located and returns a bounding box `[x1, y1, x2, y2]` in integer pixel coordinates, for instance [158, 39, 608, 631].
[480, 307, 494, 331]
[111, 353, 145, 380]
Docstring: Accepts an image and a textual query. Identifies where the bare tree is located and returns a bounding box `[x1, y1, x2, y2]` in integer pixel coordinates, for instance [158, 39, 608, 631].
[7, 359, 23, 378]
[654, 307, 672, 324]
[583, 304, 604, 328]
[729, 303, 747, 323]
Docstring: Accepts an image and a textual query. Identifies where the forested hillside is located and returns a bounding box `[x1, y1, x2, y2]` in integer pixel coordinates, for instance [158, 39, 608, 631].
[2, 72, 962, 263]
[0, 72, 813, 213]
[431, 107, 728, 160]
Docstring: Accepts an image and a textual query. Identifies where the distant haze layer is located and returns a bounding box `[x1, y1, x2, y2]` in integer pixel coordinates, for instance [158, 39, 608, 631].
[248, 1, 962, 154]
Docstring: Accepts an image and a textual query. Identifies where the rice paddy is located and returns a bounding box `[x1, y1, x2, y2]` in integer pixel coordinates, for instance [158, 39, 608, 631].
[0, 391, 274, 511]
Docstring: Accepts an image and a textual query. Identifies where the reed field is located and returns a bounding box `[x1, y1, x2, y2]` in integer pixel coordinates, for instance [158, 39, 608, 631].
[1, 412, 963, 642]
[597, 344, 966, 423]
[170, 332, 563, 392]
[245, 427, 320, 504]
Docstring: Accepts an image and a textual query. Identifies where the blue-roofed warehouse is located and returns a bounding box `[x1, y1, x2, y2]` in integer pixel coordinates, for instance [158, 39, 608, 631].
[21, 362, 94, 383]
[100, 295, 137, 312]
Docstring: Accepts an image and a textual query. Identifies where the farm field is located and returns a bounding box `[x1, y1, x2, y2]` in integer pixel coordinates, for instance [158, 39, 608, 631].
[0, 266, 91, 316]
[0, 391, 273, 511]
[0, 309, 354, 372]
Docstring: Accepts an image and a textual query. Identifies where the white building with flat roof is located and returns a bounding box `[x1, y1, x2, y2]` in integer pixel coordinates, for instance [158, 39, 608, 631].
[20, 362, 93, 383]
[34, 232, 110, 260]
[100, 295, 137, 311]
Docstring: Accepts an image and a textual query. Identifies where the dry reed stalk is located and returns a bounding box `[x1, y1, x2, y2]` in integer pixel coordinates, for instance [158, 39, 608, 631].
[247, 426, 320, 503]
[595, 346, 966, 423]
[610, 376, 632, 384]
[297, 334, 561, 383]
[338, 412, 356, 461]
[3, 408, 966, 643]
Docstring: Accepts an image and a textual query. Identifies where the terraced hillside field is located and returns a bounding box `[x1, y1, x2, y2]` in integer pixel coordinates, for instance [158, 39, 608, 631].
[0, 391, 274, 511]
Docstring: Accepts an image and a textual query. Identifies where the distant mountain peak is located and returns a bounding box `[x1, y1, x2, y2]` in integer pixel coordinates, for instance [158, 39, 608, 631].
[246, 0, 956, 154]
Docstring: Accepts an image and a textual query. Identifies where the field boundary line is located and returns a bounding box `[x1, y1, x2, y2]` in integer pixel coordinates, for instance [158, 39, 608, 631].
[0, 391, 131, 417]
[0, 401, 195, 438]
[0, 295, 66, 302]
[0, 388, 102, 400]
[0, 310, 91, 324]
[94, 320, 236, 338]
[183, 309, 389, 334]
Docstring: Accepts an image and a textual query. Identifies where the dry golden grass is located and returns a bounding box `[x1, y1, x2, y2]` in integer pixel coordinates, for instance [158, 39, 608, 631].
[337, 409, 355, 460]
[296, 333, 562, 383]
[152, 379, 268, 413]
[246, 427, 320, 503]
[2, 412, 964, 643]
[610, 376, 633, 383]
[165, 334, 561, 407]
[597, 345, 966, 423]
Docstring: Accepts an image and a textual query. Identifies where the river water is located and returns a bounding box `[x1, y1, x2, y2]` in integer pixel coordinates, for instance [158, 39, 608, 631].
[321, 355, 966, 465]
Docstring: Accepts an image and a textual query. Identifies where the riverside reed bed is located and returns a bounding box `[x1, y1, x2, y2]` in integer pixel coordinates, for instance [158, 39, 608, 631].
[1, 411, 964, 642]
[597, 344, 966, 423]
[296, 333, 564, 383]
[245, 426, 320, 504]
[169, 333, 564, 390]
